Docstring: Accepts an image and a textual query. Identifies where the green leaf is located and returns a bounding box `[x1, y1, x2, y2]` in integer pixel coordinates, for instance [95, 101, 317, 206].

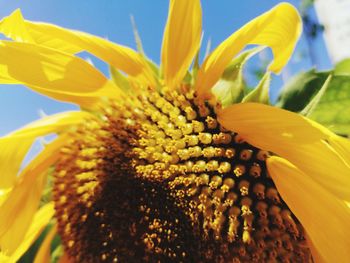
[126, 16, 161, 88]
[300, 74, 332, 117]
[110, 61, 160, 91]
[277, 59, 350, 135]
[50, 239, 63, 263]
[191, 37, 202, 81]
[242, 72, 271, 104]
[130, 15, 145, 56]
[211, 46, 264, 107]
[183, 70, 192, 85]
[276, 69, 330, 111]
[109, 66, 131, 91]
[308, 75, 350, 135]
[334, 58, 350, 75]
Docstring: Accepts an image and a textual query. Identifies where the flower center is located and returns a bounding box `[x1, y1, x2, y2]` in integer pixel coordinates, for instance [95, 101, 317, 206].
[53, 86, 312, 262]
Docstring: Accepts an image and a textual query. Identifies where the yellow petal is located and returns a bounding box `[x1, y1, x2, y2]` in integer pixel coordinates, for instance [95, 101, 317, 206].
[0, 136, 66, 253]
[0, 9, 156, 87]
[0, 253, 10, 262]
[0, 40, 120, 107]
[0, 111, 93, 189]
[161, 0, 202, 89]
[34, 225, 57, 263]
[5, 203, 55, 263]
[195, 3, 302, 99]
[0, 189, 11, 206]
[304, 232, 327, 263]
[329, 135, 350, 167]
[0, 9, 34, 43]
[0, 138, 32, 189]
[267, 156, 350, 263]
[218, 103, 350, 201]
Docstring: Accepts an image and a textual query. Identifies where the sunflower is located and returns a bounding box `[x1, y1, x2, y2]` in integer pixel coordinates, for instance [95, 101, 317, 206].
[0, 1, 349, 262]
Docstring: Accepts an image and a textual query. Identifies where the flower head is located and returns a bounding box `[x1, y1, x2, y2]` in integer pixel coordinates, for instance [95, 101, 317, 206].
[0, 1, 349, 262]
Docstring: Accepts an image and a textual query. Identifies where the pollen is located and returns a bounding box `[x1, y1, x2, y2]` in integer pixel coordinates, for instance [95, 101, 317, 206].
[53, 87, 311, 262]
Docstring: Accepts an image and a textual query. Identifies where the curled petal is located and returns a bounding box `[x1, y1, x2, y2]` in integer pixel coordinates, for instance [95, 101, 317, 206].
[195, 3, 301, 98]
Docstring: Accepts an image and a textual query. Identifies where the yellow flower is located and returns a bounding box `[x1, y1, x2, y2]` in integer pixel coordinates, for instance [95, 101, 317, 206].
[0, 1, 349, 262]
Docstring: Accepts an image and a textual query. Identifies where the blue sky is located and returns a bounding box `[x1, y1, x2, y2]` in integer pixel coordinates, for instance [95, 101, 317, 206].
[0, 0, 332, 136]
